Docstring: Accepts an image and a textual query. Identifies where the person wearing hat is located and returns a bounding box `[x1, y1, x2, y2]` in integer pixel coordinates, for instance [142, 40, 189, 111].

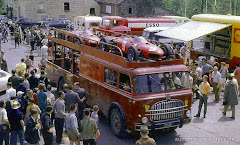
[7, 99, 25, 145]
[16, 91, 24, 114]
[80, 108, 98, 145]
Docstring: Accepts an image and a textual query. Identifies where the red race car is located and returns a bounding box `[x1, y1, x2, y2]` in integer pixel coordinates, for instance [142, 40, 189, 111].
[71, 30, 100, 47]
[99, 35, 166, 61]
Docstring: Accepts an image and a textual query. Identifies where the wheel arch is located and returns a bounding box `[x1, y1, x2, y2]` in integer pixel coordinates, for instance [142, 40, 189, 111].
[107, 102, 127, 126]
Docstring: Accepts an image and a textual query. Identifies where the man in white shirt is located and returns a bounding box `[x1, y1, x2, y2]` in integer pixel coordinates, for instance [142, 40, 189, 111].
[5, 82, 16, 102]
[46, 85, 55, 105]
[212, 66, 221, 102]
[0, 100, 9, 145]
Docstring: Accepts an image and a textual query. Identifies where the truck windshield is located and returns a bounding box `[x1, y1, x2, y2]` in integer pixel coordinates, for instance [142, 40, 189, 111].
[133, 71, 190, 94]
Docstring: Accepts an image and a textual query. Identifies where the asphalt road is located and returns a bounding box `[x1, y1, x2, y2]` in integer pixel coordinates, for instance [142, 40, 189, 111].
[1, 35, 240, 145]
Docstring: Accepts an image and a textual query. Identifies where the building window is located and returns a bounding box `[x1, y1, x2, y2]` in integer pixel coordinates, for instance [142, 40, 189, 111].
[106, 5, 111, 14]
[90, 8, 95, 15]
[38, 3, 44, 13]
[129, 7, 133, 14]
[64, 2, 70, 11]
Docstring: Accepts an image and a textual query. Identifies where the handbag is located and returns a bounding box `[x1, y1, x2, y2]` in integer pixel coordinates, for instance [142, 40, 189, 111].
[223, 101, 228, 106]
[0, 110, 8, 133]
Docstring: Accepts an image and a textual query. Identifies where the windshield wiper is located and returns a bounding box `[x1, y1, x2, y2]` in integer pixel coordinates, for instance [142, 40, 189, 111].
[148, 75, 162, 86]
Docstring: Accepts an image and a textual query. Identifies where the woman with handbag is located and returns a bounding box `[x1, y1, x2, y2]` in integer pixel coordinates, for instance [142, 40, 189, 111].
[222, 75, 239, 119]
[0, 101, 10, 145]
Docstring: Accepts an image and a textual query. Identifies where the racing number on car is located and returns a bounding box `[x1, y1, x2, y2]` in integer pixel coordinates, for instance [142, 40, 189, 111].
[122, 41, 127, 51]
[146, 23, 160, 27]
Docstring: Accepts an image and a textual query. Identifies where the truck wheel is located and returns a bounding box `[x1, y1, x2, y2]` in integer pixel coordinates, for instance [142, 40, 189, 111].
[99, 37, 110, 52]
[57, 78, 65, 92]
[127, 46, 138, 62]
[160, 44, 171, 59]
[110, 108, 126, 137]
[75, 37, 83, 45]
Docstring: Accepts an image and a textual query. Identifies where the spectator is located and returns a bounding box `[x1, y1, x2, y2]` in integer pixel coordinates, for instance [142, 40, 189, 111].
[40, 70, 49, 87]
[74, 82, 86, 120]
[41, 42, 48, 59]
[40, 55, 46, 69]
[5, 82, 16, 103]
[0, 51, 8, 72]
[14, 30, 20, 48]
[233, 63, 240, 91]
[135, 125, 156, 145]
[29, 51, 34, 65]
[66, 104, 81, 145]
[222, 75, 239, 119]
[65, 85, 84, 112]
[25, 109, 40, 145]
[24, 73, 30, 90]
[33, 88, 39, 105]
[53, 91, 67, 144]
[25, 97, 41, 121]
[7, 99, 25, 145]
[46, 85, 55, 105]
[91, 105, 100, 142]
[30, 32, 35, 51]
[212, 66, 221, 102]
[37, 83, 47, 113]
[25, 55, 32, 74]
[63, 84, 69, 93]
[201, 59, 213, 78]
[8, 70, 20, 90]
[219, 62, 228, 96]
[194, 75, 211, 118]
[0, 101, 10, 145]
[16, 58, 26, 77]
[17, 78, 27, 97]
[40, 106, 54, 145]
[28, 70, 40, 90]
[81, 108, 98, 145]
[190, 66, 199, 98]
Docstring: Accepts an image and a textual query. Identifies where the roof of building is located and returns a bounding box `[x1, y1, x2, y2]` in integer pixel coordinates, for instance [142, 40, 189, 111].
[95, 0, 124, 4]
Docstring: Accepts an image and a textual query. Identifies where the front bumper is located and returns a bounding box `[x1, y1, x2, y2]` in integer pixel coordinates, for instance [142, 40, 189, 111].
[135, 117, 189, 131]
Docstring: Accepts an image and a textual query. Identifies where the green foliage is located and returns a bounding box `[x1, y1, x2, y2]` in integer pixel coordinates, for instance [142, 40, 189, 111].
[0, 0, 7, 15]
[154, 0, 240, 18]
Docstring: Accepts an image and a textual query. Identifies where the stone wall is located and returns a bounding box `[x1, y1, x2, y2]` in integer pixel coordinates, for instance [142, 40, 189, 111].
[13, 0, 100, 21]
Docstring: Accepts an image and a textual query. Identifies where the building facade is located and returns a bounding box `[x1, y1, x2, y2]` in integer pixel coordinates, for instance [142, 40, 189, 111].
[96, 0, 177, 17]
[13, 0, 100, 21]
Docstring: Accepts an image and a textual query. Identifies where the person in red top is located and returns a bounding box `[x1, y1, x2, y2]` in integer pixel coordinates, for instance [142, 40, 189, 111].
[233, 63, 240, 91]
[33, 88, 39, 105]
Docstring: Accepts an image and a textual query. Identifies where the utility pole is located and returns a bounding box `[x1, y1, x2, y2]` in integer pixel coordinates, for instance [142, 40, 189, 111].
[201, 0, 204, 13]
[206, 0, 208, 13]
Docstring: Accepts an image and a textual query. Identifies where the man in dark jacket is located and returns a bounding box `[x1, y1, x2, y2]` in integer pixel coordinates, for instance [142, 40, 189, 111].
[222, 75, 239, 119]
[28, 70, 39, 90]
[40, 106, 54, 145]
[25, 109, 40, 144]
[74, 82, 86, 120]
[8, 70, 20, 89]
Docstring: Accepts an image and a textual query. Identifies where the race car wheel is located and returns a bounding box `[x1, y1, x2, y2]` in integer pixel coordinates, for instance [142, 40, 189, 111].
[99, 37, 110, 52]
[127, 46, 138, 62]
[161, 44, 171, 59]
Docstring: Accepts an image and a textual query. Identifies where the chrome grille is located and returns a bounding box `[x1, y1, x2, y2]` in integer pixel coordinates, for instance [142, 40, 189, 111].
[146, 100, 186, 121]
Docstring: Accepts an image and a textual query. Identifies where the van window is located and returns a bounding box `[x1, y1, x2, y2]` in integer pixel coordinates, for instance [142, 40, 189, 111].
[104, 68, 117, 87]
[133, 73, 165, 94]
[119, 73, 131, 93]
[165, 72, 191, 91]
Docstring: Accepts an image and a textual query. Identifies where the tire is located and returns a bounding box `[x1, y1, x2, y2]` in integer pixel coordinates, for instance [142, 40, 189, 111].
[110, 108, 126, 137]
[75, 37, 83, 45]
[127, 46, 138, 62]
[99, 37, 110, 52]
[160, 44, 171, 59]
[57, 77, 65, 92]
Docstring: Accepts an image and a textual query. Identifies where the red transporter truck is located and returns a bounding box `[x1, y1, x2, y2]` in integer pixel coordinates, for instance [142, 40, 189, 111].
[99, 16, 177, 35]
[46, 28, 192, 137]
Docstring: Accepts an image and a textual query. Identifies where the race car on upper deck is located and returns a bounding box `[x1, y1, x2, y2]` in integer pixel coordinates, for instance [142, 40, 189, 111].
[99, 35, 167, 61]
[71, 30, 100, 47]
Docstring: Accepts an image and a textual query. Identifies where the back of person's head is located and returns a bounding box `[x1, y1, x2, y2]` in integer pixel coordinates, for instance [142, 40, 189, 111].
[84, 108, 90, 116]
[58, 91, 64, 98]
[33, 88, 38, 93]
[70, 104, 76, 111]
[39, 76, 45, 81]
[19, 78, 24, 83]
[93, 105, 99, 112]
[236, 63, 239, 67]
[63, 84, 68, 90]
[40, 70, 45, 75]
[228, 75, 233, 80]
[30, 70, 35, 75]
[30, 108, 38, 116]
[46, 105, 53, 113]
[74, 82, 80, 87]
[47, 85, 51, 91]
[24, 73, 29, 79]
[21, 58, 25, 62]
[12, 69, 16, 75]
[29, 97, 34, 103]
[7, 82, 12, 87]
[68, 85, 73, 90]
[140, 125, 149, 136]
[38, 83, 45, 91]
[195, 63, 198, 67]
[0, 100, 4, 108]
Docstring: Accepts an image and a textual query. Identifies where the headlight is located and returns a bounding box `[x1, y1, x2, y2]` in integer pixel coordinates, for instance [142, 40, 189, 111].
[186, 110, 191, 118]
[142, 117, 148, 124]
[149, 46, 157, 51]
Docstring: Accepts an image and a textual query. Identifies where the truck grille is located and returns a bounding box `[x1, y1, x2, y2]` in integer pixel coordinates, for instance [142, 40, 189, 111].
[146, 100, 186, 121]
